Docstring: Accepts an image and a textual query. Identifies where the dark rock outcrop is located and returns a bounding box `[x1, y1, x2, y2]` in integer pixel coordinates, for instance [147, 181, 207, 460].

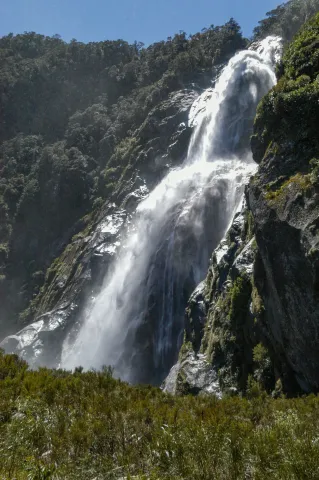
[247, 14, 319, 392]
[164, 200, 270, 395]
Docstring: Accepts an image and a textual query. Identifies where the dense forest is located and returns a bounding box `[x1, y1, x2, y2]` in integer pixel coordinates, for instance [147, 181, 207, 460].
[253, 0, 319, 39]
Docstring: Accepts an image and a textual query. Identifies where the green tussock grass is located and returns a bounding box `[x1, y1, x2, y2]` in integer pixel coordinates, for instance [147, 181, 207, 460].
[1, 350, 319, 479]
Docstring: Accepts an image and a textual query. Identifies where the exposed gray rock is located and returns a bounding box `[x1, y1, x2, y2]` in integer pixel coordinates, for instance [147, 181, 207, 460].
[184, 281, 208, 353]
[163, 352, 221, 397]
[139, 90, 198, 144]
[163, 199, 260, 395]
[1, 307, 73, 367]
[136, 89, 198, 181]
[1, 206, 127, 367]
[248, 157, 319, 393]
[233, 238, 255, 277]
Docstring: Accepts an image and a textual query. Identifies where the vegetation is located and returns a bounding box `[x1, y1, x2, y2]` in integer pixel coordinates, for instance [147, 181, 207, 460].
[265, 172, 312, 202]
[253, 0, 319, 41]
[1, 350, 319, 479]
[0, 20, 246, 334]
[252, 11, 319, 170]
[1, 0, 317, 337]
[1, 5, 319, 479]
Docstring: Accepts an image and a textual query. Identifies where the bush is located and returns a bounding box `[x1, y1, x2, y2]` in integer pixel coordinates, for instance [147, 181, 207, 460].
[1, 351, 319, 479]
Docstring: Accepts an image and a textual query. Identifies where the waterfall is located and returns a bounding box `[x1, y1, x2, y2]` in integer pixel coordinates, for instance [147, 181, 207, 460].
[62, 37, 282, 383]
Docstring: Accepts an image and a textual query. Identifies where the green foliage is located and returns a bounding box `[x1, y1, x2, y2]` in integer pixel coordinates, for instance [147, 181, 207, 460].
[253, 343, 270, 366]
[202, 274, 254, 393]
[253, 0, 319, 42]
[243, 210, 254, 242]
[284, 12, 319, 79]
[179, 340, 194, 359]
[265, 173, 312, 202]
[0, 350, 319, 479]
[228, 277, 251, 324]
[251, 285, 265, 317]
[252, 12, 319, 166]
[310, 157, 319, 183]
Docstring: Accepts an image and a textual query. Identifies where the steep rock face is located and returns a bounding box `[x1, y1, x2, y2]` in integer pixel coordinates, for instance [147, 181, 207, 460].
[248, 14, 319, 392]
[164, 200, 274, 395]
[1, 205, 127, 366]
[133, 90, 197, 180]
[248, 157, 319, 392]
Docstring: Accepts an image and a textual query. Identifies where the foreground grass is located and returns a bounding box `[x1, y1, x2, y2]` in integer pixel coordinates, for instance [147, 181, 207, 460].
[1, 351, 319, 479]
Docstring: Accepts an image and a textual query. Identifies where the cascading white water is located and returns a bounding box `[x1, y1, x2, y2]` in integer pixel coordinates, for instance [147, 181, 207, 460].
[62, 36, 282, 383]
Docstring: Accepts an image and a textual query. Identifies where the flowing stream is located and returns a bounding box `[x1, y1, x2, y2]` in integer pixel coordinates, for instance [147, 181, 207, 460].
[62, 37, 282, 383]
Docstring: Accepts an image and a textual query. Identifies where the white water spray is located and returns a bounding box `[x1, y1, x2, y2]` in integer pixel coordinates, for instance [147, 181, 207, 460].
[62, 37, 282, 383]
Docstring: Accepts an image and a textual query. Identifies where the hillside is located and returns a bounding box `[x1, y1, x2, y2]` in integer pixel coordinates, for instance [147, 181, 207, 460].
[2, 349, 319, 479]
[1, 0, 318, 343]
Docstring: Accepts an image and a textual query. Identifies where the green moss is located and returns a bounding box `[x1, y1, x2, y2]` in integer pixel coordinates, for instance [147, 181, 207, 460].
[179, 339, 193, 360]
[252, 343, 274, 392]
[253, 343, 269, 364]
[284, 13, 319, 80]
[202, 274, 254, 393]
[251, 285, 265, 317]
[71, 216, 94, 242]
[265, 173, 311, 202]
[108, 136, 138, 169]
[228, 276, 252, 324]
[310, 158, 319, 184]
[252, 13, 319, 164]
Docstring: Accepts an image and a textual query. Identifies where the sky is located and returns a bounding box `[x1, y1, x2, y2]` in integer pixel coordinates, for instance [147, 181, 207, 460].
[0, 0, 285, 45]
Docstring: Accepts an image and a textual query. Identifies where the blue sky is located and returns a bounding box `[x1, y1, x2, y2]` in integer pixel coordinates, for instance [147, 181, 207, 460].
[0, 0, 285, 45]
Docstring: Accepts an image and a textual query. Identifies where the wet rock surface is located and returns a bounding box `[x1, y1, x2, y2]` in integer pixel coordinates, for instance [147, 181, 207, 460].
[246, 19, 319, 393]
[0, 206, 127, 366]
[163, 352, 221, 397]
[248, 156, 319, 393]
[167, 27, 319, 396]
[164, 200, 262, 395]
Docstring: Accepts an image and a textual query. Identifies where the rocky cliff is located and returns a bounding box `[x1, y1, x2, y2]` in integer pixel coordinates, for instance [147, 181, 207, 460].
[165, 12, 319, 396]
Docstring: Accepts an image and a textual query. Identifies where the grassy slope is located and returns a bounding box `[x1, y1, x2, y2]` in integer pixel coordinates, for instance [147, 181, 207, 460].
[1, 350, 319, 479]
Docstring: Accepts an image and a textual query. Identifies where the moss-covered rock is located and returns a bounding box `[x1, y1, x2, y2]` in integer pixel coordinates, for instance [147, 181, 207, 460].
[252, 13, 319, 167]
[165, 201, 276, 396]
[248, 12, 319, 394]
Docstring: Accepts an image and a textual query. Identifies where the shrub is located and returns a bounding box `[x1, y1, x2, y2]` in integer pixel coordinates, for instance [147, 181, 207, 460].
[1, 351, 319, 479]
